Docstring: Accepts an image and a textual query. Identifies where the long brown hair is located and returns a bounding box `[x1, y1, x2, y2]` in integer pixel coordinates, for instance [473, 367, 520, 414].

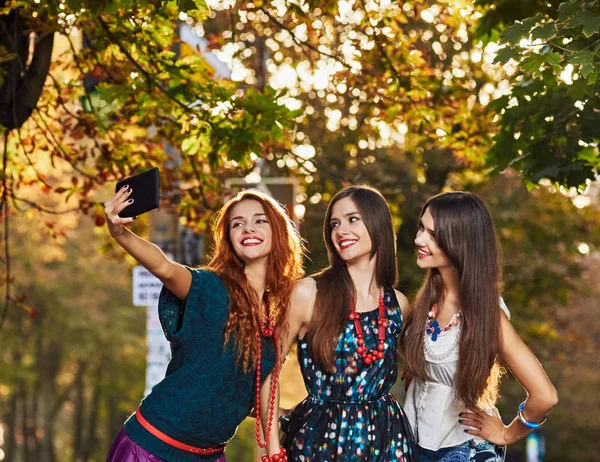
[209, 189, 304, 371]
[307, 185, 398, 371]
[400, 192, 503, 409]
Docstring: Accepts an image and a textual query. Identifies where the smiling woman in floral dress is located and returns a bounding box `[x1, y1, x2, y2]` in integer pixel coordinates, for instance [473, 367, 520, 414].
[262, 185, 415, 461]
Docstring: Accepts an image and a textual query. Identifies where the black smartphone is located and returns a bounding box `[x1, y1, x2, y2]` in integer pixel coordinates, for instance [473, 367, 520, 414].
[115, 167, 160, 218]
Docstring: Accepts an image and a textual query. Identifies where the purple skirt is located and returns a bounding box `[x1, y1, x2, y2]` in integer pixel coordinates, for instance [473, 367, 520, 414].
[107, 428, 227, 462]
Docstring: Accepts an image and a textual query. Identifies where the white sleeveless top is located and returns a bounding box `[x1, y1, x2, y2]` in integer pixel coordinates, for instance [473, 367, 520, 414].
[404, 298, 510, 451]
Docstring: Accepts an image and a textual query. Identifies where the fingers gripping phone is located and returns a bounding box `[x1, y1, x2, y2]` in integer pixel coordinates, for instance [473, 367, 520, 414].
[115, 167, 160, 218]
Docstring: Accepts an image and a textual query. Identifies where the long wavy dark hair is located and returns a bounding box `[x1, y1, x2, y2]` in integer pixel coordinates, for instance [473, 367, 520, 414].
[209, 189, 304, 372]
[400, 191, 504, 409]
[307, 185, 398, 371]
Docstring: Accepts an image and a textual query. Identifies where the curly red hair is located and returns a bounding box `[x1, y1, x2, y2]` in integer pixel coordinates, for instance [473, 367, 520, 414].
[208, 189, 304, 371]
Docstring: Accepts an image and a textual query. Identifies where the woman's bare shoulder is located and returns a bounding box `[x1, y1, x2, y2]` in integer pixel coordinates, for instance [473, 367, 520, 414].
[291, 277, 318, 301]
[393, 288, 411, 316]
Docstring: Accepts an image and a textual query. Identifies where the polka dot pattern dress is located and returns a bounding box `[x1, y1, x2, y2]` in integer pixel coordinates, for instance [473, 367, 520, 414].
[282, 287, 414, 461]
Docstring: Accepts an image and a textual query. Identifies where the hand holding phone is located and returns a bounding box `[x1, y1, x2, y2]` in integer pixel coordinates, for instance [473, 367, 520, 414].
[104, 185, 137, 237]
[114, 167, 160, 218]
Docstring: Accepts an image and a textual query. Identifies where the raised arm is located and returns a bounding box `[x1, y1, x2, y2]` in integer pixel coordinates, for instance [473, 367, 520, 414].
[461, 311, 558, 445]
[104, 185, 192, 300]
[261, 278, 316, 458]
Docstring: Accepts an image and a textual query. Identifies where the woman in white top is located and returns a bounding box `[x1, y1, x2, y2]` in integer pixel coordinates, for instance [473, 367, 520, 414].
[400, 192, 558, 461]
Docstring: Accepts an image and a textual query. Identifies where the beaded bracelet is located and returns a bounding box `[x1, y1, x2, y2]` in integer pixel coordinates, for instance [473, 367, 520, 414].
[261, 448, 288, 462]
[517, 401, 548, 429]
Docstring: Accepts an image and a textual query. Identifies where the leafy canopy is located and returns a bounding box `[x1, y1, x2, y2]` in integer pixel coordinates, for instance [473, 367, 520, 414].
[483, 0, 600, 188]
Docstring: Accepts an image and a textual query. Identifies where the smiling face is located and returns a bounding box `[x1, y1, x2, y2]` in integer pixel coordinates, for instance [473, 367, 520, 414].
[415, 207, 453, 270]
[228, 199, 273, 264]
[329, 196, 373, 264]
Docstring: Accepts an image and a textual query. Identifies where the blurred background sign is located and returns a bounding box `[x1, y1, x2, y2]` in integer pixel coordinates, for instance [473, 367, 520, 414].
[144, 305, 171, 397]
[526, 430, 545, 462]
[132, 259, 171, 395]
[132, 266, 163, 306]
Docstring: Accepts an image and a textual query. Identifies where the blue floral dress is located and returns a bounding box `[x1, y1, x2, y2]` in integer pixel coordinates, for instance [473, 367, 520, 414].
[282, 287, 414, 461]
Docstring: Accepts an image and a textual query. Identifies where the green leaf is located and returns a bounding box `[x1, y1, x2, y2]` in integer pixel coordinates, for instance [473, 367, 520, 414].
[558, 0, 581, 22]
[196, 123, 212, 154]
[532, 165, 560, 182]
[501, 21, 529, 45]
[531, 22, 556, 41]
[521, 53, 546, 74]
[270, 121, 283, 140]
[494, 46, 521, 64]
[587, 71, 598, 85]
[181, 137, 200, 155]
[578, 146, 598, 163]
[543, 51, 563, 72]
[178, 0, 209, 21]
[104, 0, 120, 15]
[65, 0, 82, 11]
[177, 0, 196, 10]
[522, 14, 543, 32]
[569, 49, 596, 78]
[569, 11, 600, 37]
[500, 15, 543, 45]
[287, 3, 306, 18]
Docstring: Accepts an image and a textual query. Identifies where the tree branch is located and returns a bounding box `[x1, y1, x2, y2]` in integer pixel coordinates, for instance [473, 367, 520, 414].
[11, 194, 95, 215]
[357, 0, 405, 84]
[46, 71, 113, 161]
[97, 17, 199, 114]
[31, 109, 98, 181]
[64, 32, 109, 130]
[255, 6, 407, 105]
[0, 128, 11, 330]
[257, 7, 353, 70]
[16, 127, 52, 189]
[187, 155, 213, 211]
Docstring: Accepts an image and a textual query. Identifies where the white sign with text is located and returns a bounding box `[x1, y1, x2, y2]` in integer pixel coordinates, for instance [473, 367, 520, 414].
[144, 304, 171, 396]
[133, 266, 163, 306]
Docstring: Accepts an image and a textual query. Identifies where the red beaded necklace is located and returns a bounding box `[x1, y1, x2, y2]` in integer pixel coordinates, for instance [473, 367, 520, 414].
[254, 294, 280, 450]
[348, 290, 388, 365]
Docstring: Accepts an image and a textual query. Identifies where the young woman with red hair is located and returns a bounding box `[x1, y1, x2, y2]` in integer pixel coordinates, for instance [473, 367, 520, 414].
[104, 187, 303, 462]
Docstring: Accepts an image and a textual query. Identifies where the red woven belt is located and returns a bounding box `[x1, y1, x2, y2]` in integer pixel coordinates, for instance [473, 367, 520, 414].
[135, 409, 226, 455]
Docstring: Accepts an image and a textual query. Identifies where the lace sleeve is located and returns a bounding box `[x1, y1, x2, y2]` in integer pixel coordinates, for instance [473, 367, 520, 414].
[158, 267, 205, 341]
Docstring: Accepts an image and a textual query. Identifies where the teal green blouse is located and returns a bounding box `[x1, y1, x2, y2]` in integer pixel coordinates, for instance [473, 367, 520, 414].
[124, 268, 276, 461]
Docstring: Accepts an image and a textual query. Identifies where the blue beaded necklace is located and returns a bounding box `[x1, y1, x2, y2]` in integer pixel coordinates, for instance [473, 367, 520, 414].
[425, 305, 461, 342]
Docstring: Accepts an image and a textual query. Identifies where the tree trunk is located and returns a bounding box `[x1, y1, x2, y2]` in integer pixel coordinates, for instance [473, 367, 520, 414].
[3, 391, 19, 462]
[254, 34, 267, 90]
[31, 334, 44, 460]
[0, 9, 55, 129]
[37, 323, 63, 462]
[81, 365, 102, 462]
[73, 362, 86, 461]
[105, 390, 122, 453]
[19, 379, 34, 462]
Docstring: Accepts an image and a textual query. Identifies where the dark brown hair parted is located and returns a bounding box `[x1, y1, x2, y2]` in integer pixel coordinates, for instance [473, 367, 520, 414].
[307, 185, 398, 371]
[209, 189, 305, 372]
[400, 191, 504, 409]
